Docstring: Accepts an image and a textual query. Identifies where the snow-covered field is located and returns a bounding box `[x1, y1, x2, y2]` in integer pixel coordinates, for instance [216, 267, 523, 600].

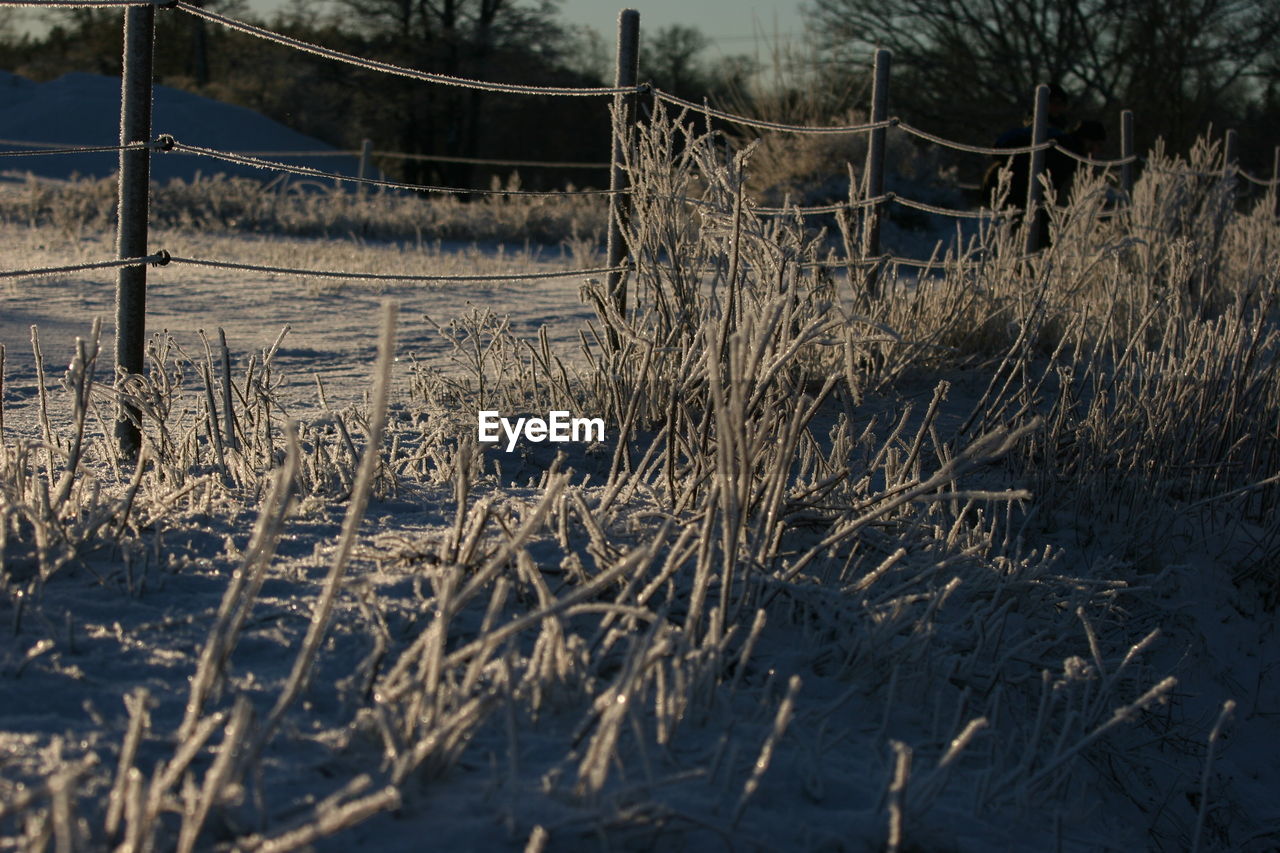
[2, 118, 1279, 852]
[0, 70, 364, 184]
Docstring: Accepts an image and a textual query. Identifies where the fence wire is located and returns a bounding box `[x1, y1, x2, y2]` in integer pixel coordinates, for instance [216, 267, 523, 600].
[895, 121, 1051, 156]
[163, 255, 627, 284]
[0, 140, 153, 157]
[366, 151, 611, 170]
[755, 195, 892, 216]
[0, 138, 611, 171]
[230, 148, 610, 169]
[846, 251, 1023, 272]
[753, 201, 852, 216]
[889, 194, 1012, 220]
[1049, 144, 1139, 168]
[749, 194, 1011, 220]
[652, 89, 893, 136]
[674, 193, 890, 217]
[0, 0, 160, 6]
[163, 138, 620, 196]
[175, 2, 641, 98]
[1238, 169, 1278, 188]
[0, 253, 167, 279]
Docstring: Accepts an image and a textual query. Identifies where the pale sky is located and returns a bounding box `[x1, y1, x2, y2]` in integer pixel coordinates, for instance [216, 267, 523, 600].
[553, 1, 804, 52]
[252, 1, 807, 55]
[12, 2, 807, 57]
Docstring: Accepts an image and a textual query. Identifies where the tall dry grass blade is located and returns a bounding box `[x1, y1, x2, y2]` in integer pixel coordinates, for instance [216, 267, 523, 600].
[732, 674, 801, 826]
[885, 740, 913, 853]
[218, 328, 238, 451]
[51, 320, 101, 510]
[179, 422, 301, 742]
[1190, 699, 1236, 853]
[1026, 676, 1177, 790]
[105, 688, 150, 840]
[240, 786, 401, 853]
[256, 301, 397, 752]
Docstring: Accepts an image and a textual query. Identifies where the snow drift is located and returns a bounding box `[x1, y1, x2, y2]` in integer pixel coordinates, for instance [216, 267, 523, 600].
[0, 70, 361, 183]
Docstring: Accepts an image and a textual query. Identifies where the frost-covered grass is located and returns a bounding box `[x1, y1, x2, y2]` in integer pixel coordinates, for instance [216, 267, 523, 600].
[0, 112, 1277, 852]
[0, 171, 609, 248]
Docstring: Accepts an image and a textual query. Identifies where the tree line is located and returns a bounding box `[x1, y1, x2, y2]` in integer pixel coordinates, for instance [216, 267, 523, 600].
[3, 0, 1278, 189]
[807, 0, 1280, 179]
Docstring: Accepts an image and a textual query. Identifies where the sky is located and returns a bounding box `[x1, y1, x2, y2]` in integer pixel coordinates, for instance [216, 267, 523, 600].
[11, 2, 808, 60]
[546, 0, 804, 52]
[253, 0, 807, 56]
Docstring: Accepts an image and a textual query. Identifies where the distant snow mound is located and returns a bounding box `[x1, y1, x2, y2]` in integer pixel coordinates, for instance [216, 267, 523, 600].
[0, 71, 362, 184]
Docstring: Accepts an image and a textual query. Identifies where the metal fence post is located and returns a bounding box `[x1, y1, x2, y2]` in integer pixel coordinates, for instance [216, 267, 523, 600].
[115, 2, 157, 458]
[1223, 128, 1238, 173]
[605, 9, 640, 347]
[861, 48, 891, 269]
[1120, 109, 1135, 199]
[1023, 83, 1049, 255]
[357, 137, 373, 195]
[1272, 145, 1280, 219]
[1223, 128, 1239, 210]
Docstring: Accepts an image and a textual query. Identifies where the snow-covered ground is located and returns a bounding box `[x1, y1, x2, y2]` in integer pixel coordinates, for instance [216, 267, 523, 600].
[0, 71, 362, 184]
[2, 218, 1277, 851]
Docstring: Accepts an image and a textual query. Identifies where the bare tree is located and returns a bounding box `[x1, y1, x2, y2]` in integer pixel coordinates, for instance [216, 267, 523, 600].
[641, 25, 711, 97]
[805, 0, 1280, 153]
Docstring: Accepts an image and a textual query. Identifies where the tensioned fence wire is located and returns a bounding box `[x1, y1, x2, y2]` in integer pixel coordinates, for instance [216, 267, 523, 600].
[653, 90, 893, 136]
[1049, 145, 1139, 168]
[0, 0, 162, 6]
[173, 2, 641, 98]
[701, 192, 1014, 222]
[0, 253, 167, 279]
[228, 148, 611, 170]
[0, 252, 626, 284]
[365, 151, 609, 170]
[161, 138, 621, 197]
[0, 138, 609, 171]
[751, 200, 864, 216]
[843, 251, 1019, 272]
[161, 256, 628, 284]
[895, 121, 1052, 156]
[0, 139, 155, 157]
[889, 193, 1013, 219]
[1237, 169, 1278, 188]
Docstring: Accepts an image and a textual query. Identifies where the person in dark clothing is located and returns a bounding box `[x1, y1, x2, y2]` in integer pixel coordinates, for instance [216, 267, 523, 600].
[982, 84, 1084, 210]
[1003, 82, 1072, 139]
[983, 108, 1105, 233]
[985, 120, 1106, 203]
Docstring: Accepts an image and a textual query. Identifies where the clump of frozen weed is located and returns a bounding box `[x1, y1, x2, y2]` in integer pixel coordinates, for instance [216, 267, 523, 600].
[4, 102, 1274, 852]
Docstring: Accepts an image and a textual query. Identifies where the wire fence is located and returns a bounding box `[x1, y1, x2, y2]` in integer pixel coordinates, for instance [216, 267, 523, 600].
[161, 256, 629, 284]
[0, 139, 155, 157]
[5, 0, 1274, 452]
[0, 0, 163, 6]
[159, 137, 621, 197]
[653, 90, 895, 136]
[4, 3, 1276, 301]
[0, 253, 168, 279]
[173, 2, 640, 98]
